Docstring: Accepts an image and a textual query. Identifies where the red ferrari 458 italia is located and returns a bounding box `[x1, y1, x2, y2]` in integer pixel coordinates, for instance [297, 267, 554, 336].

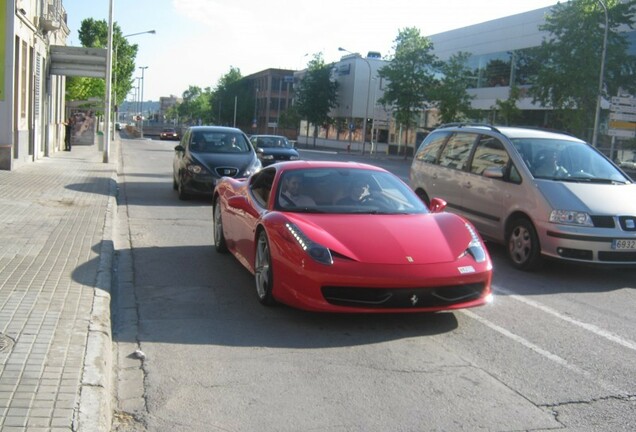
[213, 161, 493, 313]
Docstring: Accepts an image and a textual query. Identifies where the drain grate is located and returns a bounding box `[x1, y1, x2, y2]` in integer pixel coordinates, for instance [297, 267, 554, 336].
[0, 333, 15, 353]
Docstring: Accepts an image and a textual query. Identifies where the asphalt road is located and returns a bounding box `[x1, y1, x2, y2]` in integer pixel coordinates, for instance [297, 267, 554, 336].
[111, 136, 636, 431]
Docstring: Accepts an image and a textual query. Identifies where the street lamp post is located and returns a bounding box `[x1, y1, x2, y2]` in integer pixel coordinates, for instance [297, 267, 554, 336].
[139, 66, 148, 138]
[113, 30, 155, 130]
[592, 0, 608, 147]
[339, 47, 372, 155]
[104, 0, 114, 163]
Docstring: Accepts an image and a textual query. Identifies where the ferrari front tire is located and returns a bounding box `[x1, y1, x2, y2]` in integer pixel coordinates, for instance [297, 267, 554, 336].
[254, 231, 275, 306]
[213, 200, 228, 253]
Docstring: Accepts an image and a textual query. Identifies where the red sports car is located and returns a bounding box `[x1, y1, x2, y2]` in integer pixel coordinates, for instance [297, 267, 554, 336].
[213, 161, 493, 313]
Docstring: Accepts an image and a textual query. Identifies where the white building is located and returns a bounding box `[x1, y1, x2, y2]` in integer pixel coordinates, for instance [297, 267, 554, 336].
[1, 0, 70, 170]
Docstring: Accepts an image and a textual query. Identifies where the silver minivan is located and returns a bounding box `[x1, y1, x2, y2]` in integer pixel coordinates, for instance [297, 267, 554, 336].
[410, 124, 636, 270]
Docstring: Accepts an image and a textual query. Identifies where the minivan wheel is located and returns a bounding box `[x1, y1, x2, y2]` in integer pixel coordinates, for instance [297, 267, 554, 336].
[415, 189, 430, 206]
[506, 217, 542, 271]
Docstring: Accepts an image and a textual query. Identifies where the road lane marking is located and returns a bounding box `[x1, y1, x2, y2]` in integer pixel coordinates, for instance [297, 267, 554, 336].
[461, 309, 628, 396]
[496, 286, 636, 352]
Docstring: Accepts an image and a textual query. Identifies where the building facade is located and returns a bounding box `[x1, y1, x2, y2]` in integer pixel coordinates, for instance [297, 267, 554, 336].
[295, 4, 635, 152]
[1, 0, 70, 170]
[429, 4, 636, 138]
[245, 68, 296, 137]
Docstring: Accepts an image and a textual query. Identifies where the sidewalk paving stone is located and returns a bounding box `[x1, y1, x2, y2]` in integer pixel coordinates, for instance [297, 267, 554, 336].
[0, 142, 118, 432]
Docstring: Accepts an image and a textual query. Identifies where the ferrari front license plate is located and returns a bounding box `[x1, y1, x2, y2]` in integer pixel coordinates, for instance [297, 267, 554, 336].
[612, 239, 636, 250]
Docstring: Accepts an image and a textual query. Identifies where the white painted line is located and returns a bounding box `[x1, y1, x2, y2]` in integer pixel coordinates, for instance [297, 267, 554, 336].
[461, 309, 628, 395]
[496, 286, 636, 352]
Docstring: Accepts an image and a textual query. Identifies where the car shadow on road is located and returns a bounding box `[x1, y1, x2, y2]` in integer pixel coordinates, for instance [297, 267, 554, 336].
[105, 243, 460, 349]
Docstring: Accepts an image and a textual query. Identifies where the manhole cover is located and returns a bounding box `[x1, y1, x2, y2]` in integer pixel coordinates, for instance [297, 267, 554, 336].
[0, 333, 15, 353]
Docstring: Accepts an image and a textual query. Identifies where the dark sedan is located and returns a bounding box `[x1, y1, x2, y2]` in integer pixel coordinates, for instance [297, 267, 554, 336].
[250, 135, 300, 166]
[173, 126, 262, 200]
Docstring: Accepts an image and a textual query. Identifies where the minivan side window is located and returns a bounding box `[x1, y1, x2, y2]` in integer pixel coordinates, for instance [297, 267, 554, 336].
[414, 132, 451, 164]
[438, 133, 475, 170]
[469, 136, 509, 175]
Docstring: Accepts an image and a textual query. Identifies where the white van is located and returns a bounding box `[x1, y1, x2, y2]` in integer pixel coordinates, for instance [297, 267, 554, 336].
[410, 124, 636, 270]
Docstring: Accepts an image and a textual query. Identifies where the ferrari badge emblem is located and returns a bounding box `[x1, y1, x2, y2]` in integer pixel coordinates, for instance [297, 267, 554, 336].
[406, 256, 414, 263]
[410, 294, 419, 306]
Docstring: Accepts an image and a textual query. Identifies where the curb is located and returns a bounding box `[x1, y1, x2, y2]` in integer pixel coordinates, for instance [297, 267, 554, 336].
[78, 147, 119, 432]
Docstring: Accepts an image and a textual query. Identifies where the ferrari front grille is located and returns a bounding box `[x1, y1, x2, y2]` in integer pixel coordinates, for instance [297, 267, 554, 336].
[321, 283, 486, 308]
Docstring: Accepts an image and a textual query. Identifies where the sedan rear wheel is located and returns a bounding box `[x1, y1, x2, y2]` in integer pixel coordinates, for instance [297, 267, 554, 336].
[254, 231, 275, 306]
[213, 200, 228, 253]
[506, 217, 542, 271]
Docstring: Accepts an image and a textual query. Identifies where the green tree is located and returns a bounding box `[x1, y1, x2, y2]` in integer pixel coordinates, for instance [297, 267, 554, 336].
[529, 0, 636, 139]
[177, 85, 212, 125]
[295, 53, 339, 146]
[278, 106, 301, 131]
[431, 51, 475, 124]
[66, 19, 139, 108]
[378, 27, 439, 155]
[493, 85, 522, 125]
[210, 67, 254, 128]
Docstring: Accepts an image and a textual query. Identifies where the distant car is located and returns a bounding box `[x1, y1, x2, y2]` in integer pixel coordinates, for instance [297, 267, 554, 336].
[213, 161, 493, 312]
[173, 126, 262, 200]
[250, 135, 300, 166]
[619, 158, 636, 170]
[160, 128, 179, 141]
[115, 122, 122, 131]
[410, 124, 636, 270]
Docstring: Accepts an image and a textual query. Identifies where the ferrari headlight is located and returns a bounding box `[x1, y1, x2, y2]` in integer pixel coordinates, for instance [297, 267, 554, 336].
[549, 210, 593, 226]
[285, 223, 333, 265]
[463, 223, 487, 263]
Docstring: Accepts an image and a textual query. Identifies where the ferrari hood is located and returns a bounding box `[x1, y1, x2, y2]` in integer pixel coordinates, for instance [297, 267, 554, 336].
[287, 213, 472, 265]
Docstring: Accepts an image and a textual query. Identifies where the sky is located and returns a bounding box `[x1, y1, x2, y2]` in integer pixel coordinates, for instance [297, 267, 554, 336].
[63, 0, 562, 102]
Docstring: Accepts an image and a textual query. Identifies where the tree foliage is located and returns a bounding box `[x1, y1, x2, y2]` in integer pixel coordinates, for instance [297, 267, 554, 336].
[66, 18, 139, 108]
[378, 27, 439, 147]
[431, 51, 475, 124]
[529, 0, 636, 138]
[493, 85, 522, 125]
[177, 85, 212, 125]
[295, 53, 339, 145]
[209, 67, 254, 128]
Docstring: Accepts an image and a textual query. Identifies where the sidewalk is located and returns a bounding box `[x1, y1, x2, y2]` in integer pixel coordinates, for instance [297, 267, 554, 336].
[0, 141, 117, 431]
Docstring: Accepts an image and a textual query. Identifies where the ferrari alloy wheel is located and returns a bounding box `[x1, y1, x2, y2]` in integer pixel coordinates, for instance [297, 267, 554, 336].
[213, 200, 228, 253]
[506, 217, 542, 271]
[254, 231, 275, 305]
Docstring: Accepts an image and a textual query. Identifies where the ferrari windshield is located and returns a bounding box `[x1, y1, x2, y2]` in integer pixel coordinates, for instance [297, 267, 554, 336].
[275, 168, 429, 214]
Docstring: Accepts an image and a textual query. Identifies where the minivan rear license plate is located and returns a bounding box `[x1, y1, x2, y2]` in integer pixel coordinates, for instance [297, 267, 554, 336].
[612, 239, 636, 250]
